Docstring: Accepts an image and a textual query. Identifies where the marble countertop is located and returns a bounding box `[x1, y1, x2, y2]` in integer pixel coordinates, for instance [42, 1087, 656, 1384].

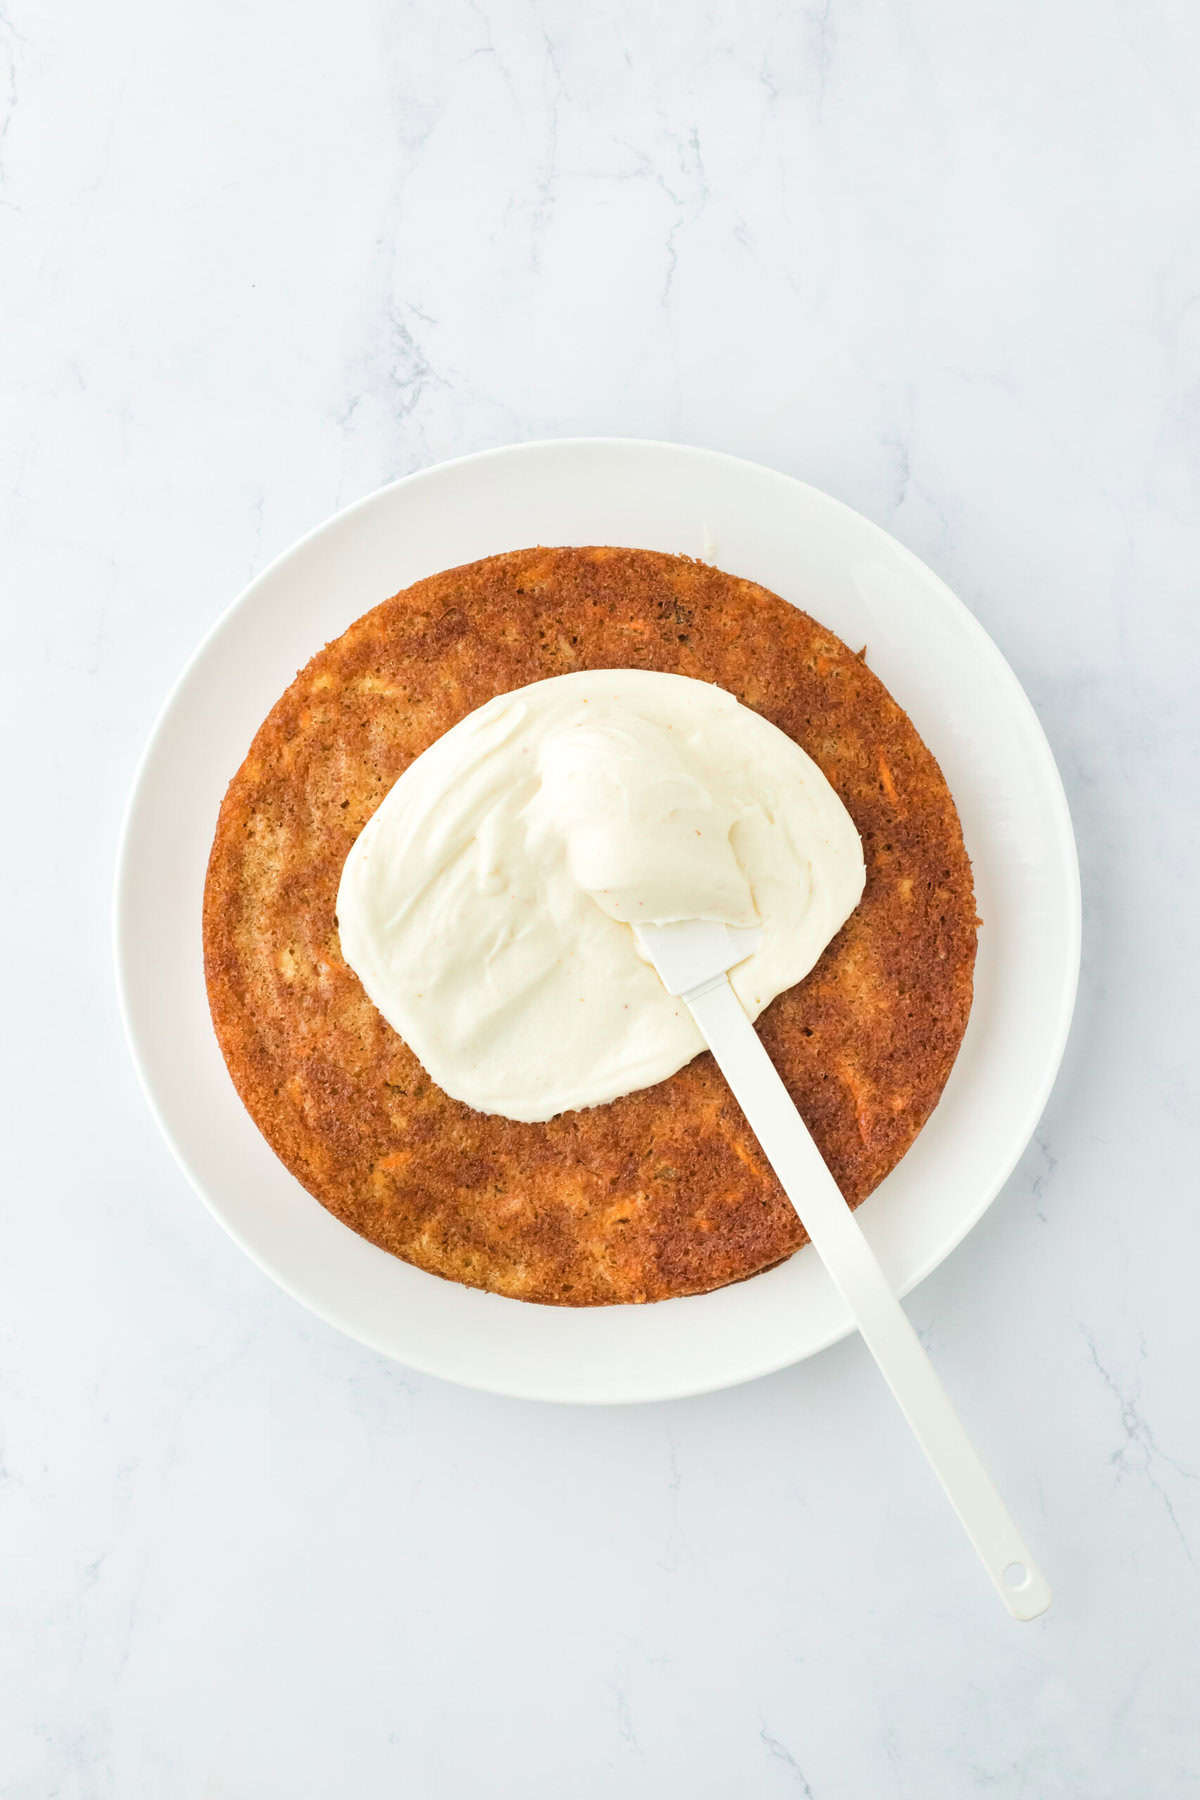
[4, 1, 1199, 1793]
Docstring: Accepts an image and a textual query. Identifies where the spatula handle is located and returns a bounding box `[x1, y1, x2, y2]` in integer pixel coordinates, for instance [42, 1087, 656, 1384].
[688, 976, 1051, 1621]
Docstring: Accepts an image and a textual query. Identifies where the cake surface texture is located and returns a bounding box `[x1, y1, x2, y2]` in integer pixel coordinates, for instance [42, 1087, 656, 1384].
[203, 546, 977, 1305]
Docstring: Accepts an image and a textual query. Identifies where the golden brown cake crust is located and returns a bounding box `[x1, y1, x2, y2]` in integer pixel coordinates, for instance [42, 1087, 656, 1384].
[203, 547, 976, 1305]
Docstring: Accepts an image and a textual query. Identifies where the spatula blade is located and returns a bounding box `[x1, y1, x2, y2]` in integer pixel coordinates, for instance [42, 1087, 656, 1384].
[634, 919, 763, 998]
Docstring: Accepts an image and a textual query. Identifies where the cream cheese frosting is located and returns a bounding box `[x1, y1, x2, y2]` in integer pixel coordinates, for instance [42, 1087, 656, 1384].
[336, 670, 865, 1122]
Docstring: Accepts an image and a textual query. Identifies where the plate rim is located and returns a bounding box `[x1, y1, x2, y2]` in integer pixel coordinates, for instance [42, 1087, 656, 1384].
[114, 436, 1082, 1404]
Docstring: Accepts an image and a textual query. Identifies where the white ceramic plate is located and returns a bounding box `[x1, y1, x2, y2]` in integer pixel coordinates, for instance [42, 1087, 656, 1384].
[116, 439, 1080, 1404]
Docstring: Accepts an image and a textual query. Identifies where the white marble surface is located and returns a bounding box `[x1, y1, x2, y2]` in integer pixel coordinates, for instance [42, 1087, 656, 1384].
[3, 0, 1199, 1792]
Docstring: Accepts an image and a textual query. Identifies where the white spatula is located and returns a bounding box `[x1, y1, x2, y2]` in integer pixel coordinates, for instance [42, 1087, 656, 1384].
[635, 917, 1050, 1621]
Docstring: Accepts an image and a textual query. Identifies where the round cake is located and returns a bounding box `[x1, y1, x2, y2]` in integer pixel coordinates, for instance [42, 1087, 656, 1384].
[203, 547, 977, 1305]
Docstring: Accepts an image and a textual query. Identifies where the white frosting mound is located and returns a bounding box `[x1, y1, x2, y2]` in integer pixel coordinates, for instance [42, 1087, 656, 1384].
[337, 670, 865, 1123]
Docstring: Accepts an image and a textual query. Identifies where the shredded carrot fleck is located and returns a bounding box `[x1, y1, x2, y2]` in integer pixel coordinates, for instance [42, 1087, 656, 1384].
[838, 1060, 873, 1145]
[728, 1136, 761, 1175]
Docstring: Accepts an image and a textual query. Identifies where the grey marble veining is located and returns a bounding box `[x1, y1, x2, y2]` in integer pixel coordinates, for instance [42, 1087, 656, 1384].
[2, 1, 1199, 1794]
